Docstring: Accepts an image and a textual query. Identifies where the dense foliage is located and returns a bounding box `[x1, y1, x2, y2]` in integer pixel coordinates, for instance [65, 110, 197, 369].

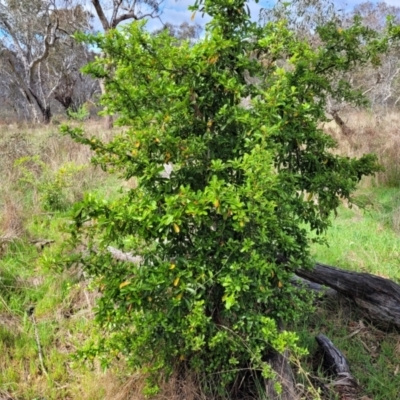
[62, 0, 398, 395]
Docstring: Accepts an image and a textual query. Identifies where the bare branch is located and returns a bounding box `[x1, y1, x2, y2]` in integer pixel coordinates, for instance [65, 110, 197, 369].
[0, 14, 28, 71]
[91, 0, 162, 30]
[29, 20, 59, 73]
[107, 246, 142, 265]
[91, 0, 110, 30]
[111, 0, 123, 27]
[113, 10, 157, 27]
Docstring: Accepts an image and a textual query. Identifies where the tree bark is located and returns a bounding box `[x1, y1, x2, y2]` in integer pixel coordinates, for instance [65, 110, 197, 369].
[315, 334, 359, 398]
[264, 349, 299, 400]
[331, 110, 353, 136]
[296, 262, 400, 329]
[315, 334, 351, 376]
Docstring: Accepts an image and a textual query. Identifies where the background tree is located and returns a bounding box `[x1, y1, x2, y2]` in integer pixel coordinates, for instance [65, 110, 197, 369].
[262, 0, 400, 133]
[63, 0, 398, 397]
[89, 0, 163, 128]
[51, 43, 99, 114]
[0, 52, 32, 121]
[90, 0, 162, 31]
[322, 1, 400, 125]
[345, 2, 400, 110]
[0, 0, 94, 123]
[153, 21, 203, 42]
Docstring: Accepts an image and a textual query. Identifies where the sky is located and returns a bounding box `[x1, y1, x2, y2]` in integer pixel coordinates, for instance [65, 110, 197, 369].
[86, 0, 400, 33]
[145, 0, 272, 31]
[143, 0, 400, 31]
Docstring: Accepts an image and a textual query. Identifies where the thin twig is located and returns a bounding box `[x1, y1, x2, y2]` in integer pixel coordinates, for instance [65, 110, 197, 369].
[29, 310, 48, 376]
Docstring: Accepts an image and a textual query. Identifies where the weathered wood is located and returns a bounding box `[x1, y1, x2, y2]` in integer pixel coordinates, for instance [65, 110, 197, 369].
[107, 246, 142, 265]
[315, 334, 359, 397]
[296, 263, 400, 328]
[264, 350, 299, 400]
[290, 275, 337, 298]
[30, 239, 55, 250]
[315, 334, 350, 376]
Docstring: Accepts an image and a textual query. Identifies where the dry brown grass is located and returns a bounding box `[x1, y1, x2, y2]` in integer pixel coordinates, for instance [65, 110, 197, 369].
[0, 120, 114, 242]
[0, 195, 25, 255]
[323, 109, 400, 187]
[102, 369, 209, 400]
[0, 196, 24, 240]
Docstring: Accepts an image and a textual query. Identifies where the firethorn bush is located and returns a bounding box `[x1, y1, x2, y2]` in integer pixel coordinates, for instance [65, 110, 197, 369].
[62, 0, 399, 396]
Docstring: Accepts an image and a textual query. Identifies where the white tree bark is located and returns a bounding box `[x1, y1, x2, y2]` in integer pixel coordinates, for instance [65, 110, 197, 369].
[0, 1, 92, 122]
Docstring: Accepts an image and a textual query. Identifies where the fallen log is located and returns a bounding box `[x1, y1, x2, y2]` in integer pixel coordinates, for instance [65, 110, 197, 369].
[316, 334, 351, 376]
[290, 275, 337, 298]
[315, 334, 358, 398]
[296, 262, 400, 329]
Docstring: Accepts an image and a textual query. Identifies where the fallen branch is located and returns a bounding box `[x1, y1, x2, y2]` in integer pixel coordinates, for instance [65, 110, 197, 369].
[107, 246, 142, 265]
[28, 307, 48, 377]
[296, 262, 400, 329]
[291, 275, 337, 298]
[315, 334, 358, 398]
[30, 239, 55, 250]
[316, 334, 351, 376]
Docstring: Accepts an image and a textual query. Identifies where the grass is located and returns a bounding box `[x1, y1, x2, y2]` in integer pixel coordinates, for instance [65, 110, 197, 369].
[294, 184, 400, 399]
[294, 296, 400, 400]
[0, 111, 400, 399]
[311, 186, 400, 282]
[0, 121, 131, 399]
[293, 109, 400, 399]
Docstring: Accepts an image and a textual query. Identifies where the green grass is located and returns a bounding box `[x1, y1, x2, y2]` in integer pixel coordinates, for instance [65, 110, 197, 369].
[0, 210, 127, 399]
[295, 296, 400, 400]
[311, 187, 400, 282]
[0, 123, 128, 399]
[294, 186, 400, 399]
[1, 123, 400, 399]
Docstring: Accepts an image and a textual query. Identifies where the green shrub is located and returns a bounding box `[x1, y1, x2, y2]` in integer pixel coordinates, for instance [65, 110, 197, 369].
[67, 105, 90, 121]
[62, 0, 399, 395]
[15, 156, 87, 211]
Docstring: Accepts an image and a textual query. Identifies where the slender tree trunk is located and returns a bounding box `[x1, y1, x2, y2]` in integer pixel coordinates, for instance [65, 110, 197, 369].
[99, 55, 113, 129]
[29, 89, 52, 124]
[331, 110, 353, 136]
[8, 58, 51, 124]
[29, 102, 41, 124]
[42, 105, 52, 124]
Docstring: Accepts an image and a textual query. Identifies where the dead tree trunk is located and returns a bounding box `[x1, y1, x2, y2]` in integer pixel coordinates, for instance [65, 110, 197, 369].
[296, 263, 400, 329]
[264, 349, 299, 400]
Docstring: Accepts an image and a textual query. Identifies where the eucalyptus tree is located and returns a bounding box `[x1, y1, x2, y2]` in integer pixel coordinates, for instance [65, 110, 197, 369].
[152, 21, 202, 42]
[90, 0, 162, 31]
[348, 1, 400, 110]
[0, 0, 93, 123]
[89, 0, 163, 128]
[51, 41, 100, 114]
[262, 0, 400, 125]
